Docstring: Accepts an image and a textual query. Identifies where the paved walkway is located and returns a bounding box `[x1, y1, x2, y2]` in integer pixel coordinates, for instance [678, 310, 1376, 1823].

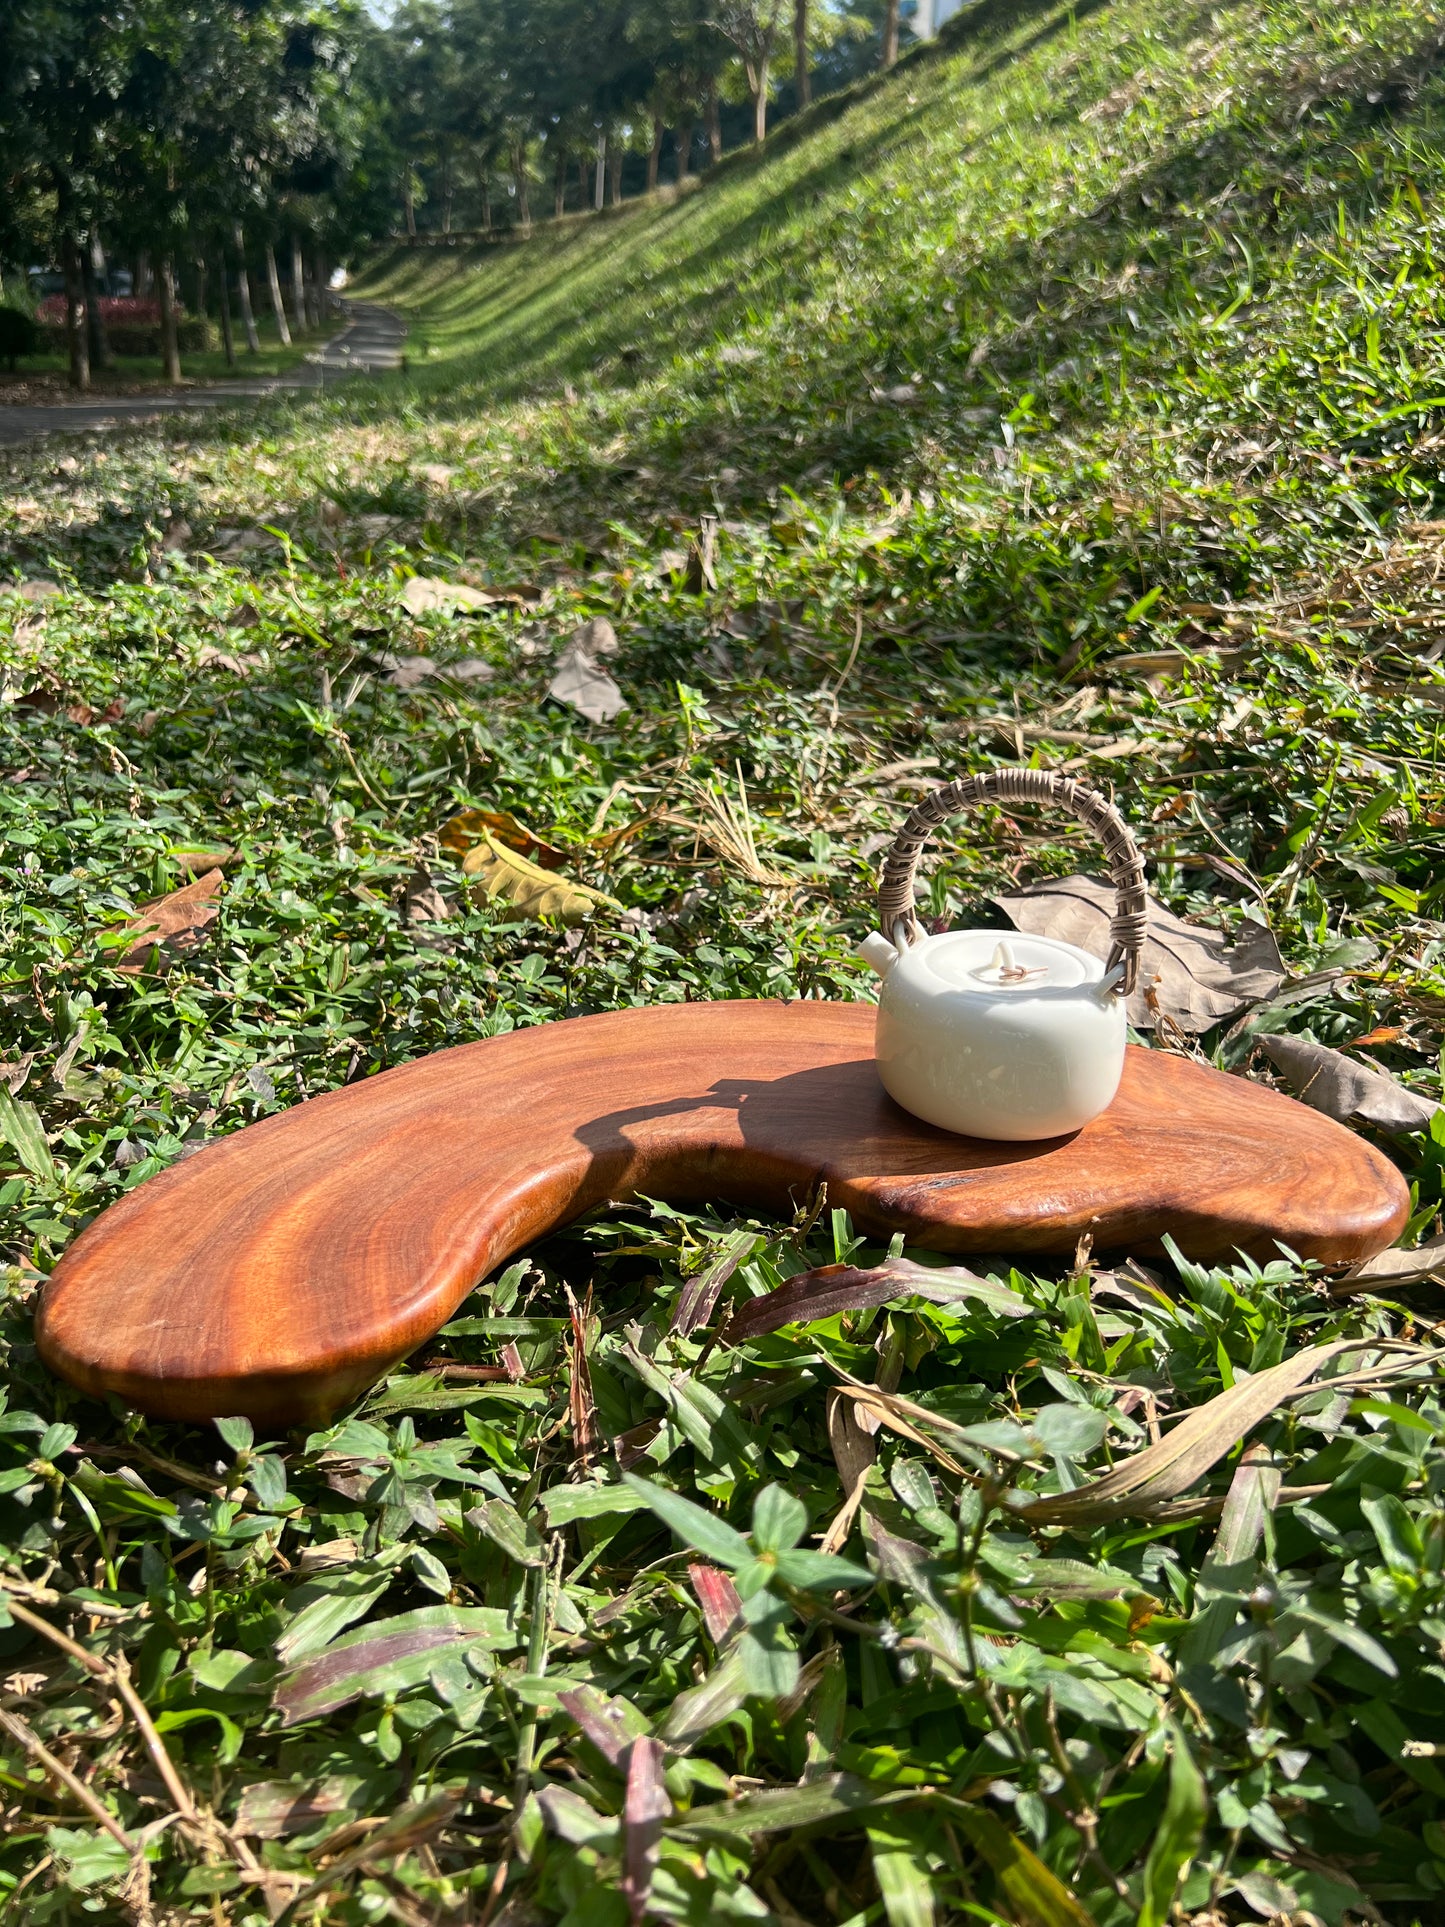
[0, 304, 408, 449]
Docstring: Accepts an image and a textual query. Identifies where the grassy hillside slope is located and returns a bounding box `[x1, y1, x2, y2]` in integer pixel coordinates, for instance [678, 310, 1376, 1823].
[3, 2, 1445, 1922]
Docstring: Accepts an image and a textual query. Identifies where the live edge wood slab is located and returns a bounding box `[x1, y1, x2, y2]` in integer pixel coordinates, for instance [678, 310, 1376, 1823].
[37, 1000, 1408, 1429]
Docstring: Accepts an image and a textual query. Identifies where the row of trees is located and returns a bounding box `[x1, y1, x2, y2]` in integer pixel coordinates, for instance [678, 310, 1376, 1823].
[0, 0, 395, 390]
[384, 0, 907, 238]
[0, 0, 915, 388]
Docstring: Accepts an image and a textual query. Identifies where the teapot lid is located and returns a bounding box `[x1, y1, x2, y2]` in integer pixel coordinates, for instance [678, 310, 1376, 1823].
[910, 930, 1102, 993]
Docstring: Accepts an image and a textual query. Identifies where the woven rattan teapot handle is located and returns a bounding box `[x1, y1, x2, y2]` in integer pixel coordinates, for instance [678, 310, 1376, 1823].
[876, 767, 1149, 995]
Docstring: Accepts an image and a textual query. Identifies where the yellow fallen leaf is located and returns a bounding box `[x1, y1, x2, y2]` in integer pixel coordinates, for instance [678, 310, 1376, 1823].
[464, 831, 616, 925]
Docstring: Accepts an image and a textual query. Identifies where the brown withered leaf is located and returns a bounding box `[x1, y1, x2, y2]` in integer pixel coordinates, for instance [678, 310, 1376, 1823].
[402, 867, 453, 926]
[463, 830, 616, 926]
[567, 1284, 598, 1466]
[547, 618, 627, 723]
[15, 687, 123, 727]
[717, 1256, 1029, 1347]
[114, 869, 224, 974]
[401, 575, 498, 616]
[995, 873, 1284, 1032]
[1259, 1033, 1441, 1136]
[171, 845, 234, 875]
[1012, 1339, 1430, 1526]
[440, 807, 569, 869]
[196, 644, 263, 676]
[1335, 1231, 1445, 1296]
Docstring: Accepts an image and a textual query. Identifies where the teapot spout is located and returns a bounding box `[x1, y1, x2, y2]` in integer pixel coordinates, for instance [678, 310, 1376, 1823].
[857, 932, 899, 978]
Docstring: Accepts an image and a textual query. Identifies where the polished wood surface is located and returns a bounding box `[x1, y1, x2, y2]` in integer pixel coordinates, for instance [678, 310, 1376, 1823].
[36, 1001, 1409, 1427]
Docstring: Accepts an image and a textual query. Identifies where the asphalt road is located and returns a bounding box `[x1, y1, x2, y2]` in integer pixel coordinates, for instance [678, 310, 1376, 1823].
[0, 304, 408, 449]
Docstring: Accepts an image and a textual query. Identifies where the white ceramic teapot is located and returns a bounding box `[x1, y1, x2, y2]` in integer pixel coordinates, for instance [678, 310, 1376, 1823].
[858, 768, 1148, 1141]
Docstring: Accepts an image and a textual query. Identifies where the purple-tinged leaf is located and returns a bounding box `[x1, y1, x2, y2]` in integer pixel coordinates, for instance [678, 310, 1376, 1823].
[717, 1258, 1028, 1346]
[672, 1229, 757, 1336]
[274, 1606, 513, 1726]
[558, 1684, 650, 1766]
[620, 1736, 671, 1925]
[688, 1563, 743, 1644]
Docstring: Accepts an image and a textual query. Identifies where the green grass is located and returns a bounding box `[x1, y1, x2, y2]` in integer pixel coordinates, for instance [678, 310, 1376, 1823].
[3, 0, 1445, 1920]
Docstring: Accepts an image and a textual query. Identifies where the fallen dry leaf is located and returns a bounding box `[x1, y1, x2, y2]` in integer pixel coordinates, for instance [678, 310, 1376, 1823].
[1258, 1033, 1441, 1136]
[440, 657, 495, 685]
[547, 618, 627, 723]
[14, 578, 62, 602]
[441, 808, 569, 870]
[401, 576, 497, 616]
[464, 831, 616, 925]
[171, 845, 234, 874]
[354, 514, 406, 543]
[115, 869, 224, 974]
[995, 874, 1284, 1031]
[402, 868, 452, 925]
[568, 615, 620, 658]
[1014, 1338, 1430, 1525]
[378, 653, 437, 690]
[15, 687, 123, 727]
[1335, 1232, 1445, 1295]
[196, 644, 262, 676]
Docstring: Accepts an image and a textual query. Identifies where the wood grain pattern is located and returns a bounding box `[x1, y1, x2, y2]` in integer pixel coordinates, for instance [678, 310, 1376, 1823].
[36, 1000, 1409, 1427]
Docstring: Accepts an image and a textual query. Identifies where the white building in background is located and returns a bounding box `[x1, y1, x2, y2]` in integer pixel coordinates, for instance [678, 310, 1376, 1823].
[912, 0, 968, 37]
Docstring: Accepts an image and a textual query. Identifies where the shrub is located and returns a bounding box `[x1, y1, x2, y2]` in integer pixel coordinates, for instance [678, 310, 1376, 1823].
[0, 307, 38, 369]
[36, 294, 161, 327]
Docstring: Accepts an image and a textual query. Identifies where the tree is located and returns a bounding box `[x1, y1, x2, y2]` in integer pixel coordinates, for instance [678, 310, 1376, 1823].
[881, 0, 900, 69]
[713, 0, 787, 142]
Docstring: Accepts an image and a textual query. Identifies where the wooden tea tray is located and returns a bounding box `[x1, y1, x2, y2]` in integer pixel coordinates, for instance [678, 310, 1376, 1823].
[36, 1001, 1408, 1428]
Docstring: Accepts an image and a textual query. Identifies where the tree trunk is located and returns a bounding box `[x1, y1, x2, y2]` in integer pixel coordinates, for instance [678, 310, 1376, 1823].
[607, 141, 623, 206]
[882, 0, 900, 68]
[554, 146, 567, 217]
[402, 178, 416, 237]
[794, 0, 811, 106]
[647, 115, 663, 192]
[232, 224, 260, 351]
[577, 156, 588, 207]
[482, 173, 492, 231]
[218, 247, 235, 367]
[677, 121, 694, 182]
[442, 155, 453, 232]
[754, 59, 770, 142]
[193, 253, 207, 320]
[289, 235, 306, 334]
[83, 233, 111, 372]
[514, 141, 532, 230]
[308, 256, 323, 328]
[706, 85, 722, 164]
[136, 252, 153, 298]
[265, 244, 291, 346]
[157, 254, 182, 381]
[593, 131, 605, 211]
[60, 229, 90, 392]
